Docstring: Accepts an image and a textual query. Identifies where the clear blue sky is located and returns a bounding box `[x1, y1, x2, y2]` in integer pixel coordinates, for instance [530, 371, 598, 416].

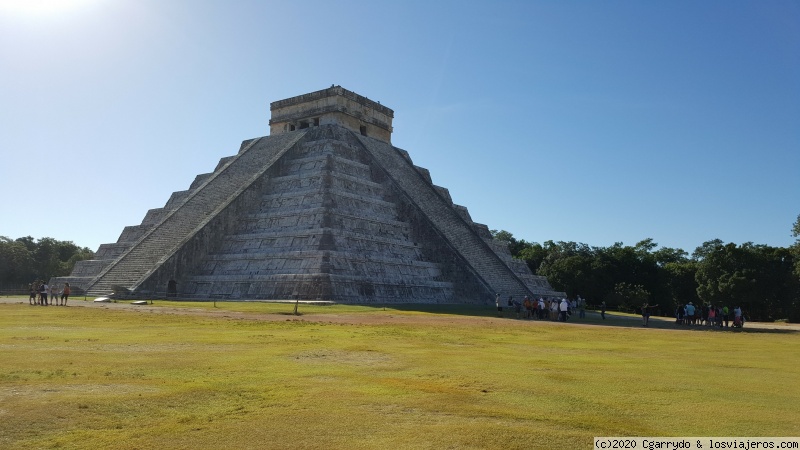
[1, 0, 798, 255]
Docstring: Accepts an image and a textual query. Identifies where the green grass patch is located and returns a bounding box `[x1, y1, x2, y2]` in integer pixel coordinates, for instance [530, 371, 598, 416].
[1, 300, 798, 449]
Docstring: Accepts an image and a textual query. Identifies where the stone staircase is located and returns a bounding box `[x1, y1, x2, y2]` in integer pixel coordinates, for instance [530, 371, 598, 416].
[59, 123, 562, 303]
[48, 144, 263, 295]
[84, 131, 307, 295]
[357, 134, 536, 300]
[180, 125, 464, 302]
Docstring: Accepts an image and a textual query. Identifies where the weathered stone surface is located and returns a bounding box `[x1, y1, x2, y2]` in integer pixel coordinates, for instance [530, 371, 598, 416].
[53, 87, 564, 302]
[269, 86, 394, 143]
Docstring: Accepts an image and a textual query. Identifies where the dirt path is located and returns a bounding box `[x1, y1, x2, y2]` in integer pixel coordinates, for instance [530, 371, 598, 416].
[2, 297, 798, 333]
[1, 297, 497, 327]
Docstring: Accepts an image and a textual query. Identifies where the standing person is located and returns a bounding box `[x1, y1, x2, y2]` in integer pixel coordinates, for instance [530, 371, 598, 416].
[29, 283, 36, 305]
[538, 297, 545, 320]
[50, 284, 59, 305]
[61, 283, 70, 306]
[550, 298, 559, 320]
[722, 305, 730, 328]
[707, 304, 716, 327]
[34, 281, 42, 305]
[495, 293, 503, 318]
[40, 282, 49, 306]
[559, 298, 569, 322]
[685, 302, 696, 326]
[578, 297, 586, 318]
[733, 306, 743, 328]
[641, 303, 659, 327]
[600, 301, 606, 320]
[523, 296, 532, 319]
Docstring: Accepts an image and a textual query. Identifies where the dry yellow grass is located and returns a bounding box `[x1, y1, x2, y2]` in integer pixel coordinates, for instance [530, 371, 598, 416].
[1, 298, 798, 449]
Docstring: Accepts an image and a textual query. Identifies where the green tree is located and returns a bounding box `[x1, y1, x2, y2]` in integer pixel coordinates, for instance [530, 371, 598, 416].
[0, 236, 94, 289]
[792, 214, 800, 278]
[793, 213, 800, 238]
[489, 228, 797, 321]
[654, 246, 689, 266]
[490, 229, 513, 243]
[0, 237, 36, 286]
[15, 236, 37, 253]
[692, 239, 725, 260]
[34, 237, 62, 280]
[491, 230, 550, 275]
[516, 242, 547, 274]
[490, 229, 533, 256]
[662, 260, 699, 311]
[612, 282, 651, 313]
[695, 241, 798, 321]
[537, 241, 597, 299]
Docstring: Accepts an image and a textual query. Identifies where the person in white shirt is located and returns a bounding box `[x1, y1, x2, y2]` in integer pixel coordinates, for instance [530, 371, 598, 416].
[734, 306, 743, 327]
[50, 285, 59, 305]
[559, 298, 569, 322]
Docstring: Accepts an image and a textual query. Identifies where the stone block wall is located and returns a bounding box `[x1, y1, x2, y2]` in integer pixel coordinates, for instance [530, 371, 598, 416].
[173, 125, 483, 302]
[269, 86, 394, 143]
[58, 120, 563, 303]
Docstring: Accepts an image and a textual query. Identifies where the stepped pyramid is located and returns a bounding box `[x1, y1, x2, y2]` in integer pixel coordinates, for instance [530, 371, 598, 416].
[53, 86, 564, 303]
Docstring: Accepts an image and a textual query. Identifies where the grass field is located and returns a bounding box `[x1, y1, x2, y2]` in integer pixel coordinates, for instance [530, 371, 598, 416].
[1, 297, 798, 449]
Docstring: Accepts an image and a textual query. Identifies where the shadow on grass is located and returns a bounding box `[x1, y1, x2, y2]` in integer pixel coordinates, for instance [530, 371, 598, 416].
[5, 296, 794, 334]
[382, 303, 496, 317]
[370, 303, 800, 335]
[626, 316, 800, 334]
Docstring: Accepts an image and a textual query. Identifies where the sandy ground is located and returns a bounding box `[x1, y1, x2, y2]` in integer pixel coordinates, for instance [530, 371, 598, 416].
[2, 296, 798, 334]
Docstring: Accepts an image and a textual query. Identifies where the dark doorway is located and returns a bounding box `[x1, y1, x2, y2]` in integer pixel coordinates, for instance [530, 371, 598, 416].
[167, 280, 177, 298]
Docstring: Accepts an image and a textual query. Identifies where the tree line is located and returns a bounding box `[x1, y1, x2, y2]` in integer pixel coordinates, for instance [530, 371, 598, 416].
[2, 215, 799, 322]
[0, 236, 94, 290]
[493, 214, 800, 323]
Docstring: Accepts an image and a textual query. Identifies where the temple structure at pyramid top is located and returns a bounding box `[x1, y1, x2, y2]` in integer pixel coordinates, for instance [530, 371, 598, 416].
[52, 86, 565, 303]
[270, 86, 394, 143]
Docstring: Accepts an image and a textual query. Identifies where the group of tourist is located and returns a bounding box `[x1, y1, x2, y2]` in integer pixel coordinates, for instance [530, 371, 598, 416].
[495, 293, 587, 322]
[28, 281, 70, 306]
[672, 302, 744, 328]
[493, 293, 745, 330]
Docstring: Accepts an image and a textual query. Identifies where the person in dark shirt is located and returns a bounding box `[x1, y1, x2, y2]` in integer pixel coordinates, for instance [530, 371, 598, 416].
[641, 303, 659, 327]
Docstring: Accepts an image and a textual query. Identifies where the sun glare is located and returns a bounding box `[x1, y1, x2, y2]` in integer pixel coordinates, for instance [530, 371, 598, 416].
[0, 0, 101, 16]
